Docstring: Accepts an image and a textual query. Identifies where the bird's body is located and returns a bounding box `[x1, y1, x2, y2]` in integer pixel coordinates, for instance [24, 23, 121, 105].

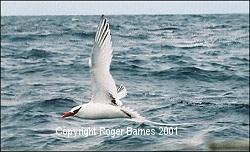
[62, 15, 142, 120]
[75, 103, 129, 119]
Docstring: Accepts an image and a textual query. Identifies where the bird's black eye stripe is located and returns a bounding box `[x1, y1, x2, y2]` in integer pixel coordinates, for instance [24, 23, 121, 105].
[73, 107, 82, 114]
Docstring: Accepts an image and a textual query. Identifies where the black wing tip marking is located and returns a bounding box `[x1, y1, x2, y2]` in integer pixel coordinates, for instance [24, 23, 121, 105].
[95, 15, 110, 47]
[117, 85, 124, 93]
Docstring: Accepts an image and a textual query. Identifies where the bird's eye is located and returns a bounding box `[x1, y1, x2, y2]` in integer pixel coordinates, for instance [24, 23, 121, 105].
[73, 107, 82, 114]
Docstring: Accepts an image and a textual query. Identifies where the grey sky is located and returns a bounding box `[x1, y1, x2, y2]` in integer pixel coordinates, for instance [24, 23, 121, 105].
[1, 1, 249, 16]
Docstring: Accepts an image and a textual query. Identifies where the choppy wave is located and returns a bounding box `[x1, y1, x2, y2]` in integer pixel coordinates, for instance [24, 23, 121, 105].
[149, 66, 248, 82]
[1, 14, 249, 151]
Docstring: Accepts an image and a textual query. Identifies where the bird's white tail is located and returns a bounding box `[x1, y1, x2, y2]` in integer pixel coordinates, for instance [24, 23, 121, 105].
[122, 106, 199, 126]
[121, 106, 145, 121]
[121, 106, 172, 125]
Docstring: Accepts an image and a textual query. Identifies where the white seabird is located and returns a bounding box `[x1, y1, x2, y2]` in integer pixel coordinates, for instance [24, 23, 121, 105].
[62, 15, 142, 120]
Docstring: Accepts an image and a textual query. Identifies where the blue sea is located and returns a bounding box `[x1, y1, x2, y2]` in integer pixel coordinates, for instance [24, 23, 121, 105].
[1, 14, 249, 151]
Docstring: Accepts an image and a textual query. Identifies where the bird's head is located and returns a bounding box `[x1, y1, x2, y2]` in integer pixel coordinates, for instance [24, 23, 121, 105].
[62, 105, 82, 118]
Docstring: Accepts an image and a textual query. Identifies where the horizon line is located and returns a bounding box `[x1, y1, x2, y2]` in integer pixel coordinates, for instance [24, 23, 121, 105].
[1, 12, 249, 17]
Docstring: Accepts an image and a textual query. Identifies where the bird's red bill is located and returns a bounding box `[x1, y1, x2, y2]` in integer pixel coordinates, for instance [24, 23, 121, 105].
[62, 112, 74, 118]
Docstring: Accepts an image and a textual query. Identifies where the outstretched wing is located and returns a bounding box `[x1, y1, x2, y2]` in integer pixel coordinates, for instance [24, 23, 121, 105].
[89, 15, 122, 106]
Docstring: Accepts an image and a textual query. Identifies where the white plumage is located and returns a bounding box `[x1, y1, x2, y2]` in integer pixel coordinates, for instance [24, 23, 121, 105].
[62, 15, 142, 120]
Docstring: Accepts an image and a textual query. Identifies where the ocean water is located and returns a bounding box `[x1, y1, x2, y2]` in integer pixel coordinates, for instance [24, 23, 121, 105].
[1, 14, 249, 151]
